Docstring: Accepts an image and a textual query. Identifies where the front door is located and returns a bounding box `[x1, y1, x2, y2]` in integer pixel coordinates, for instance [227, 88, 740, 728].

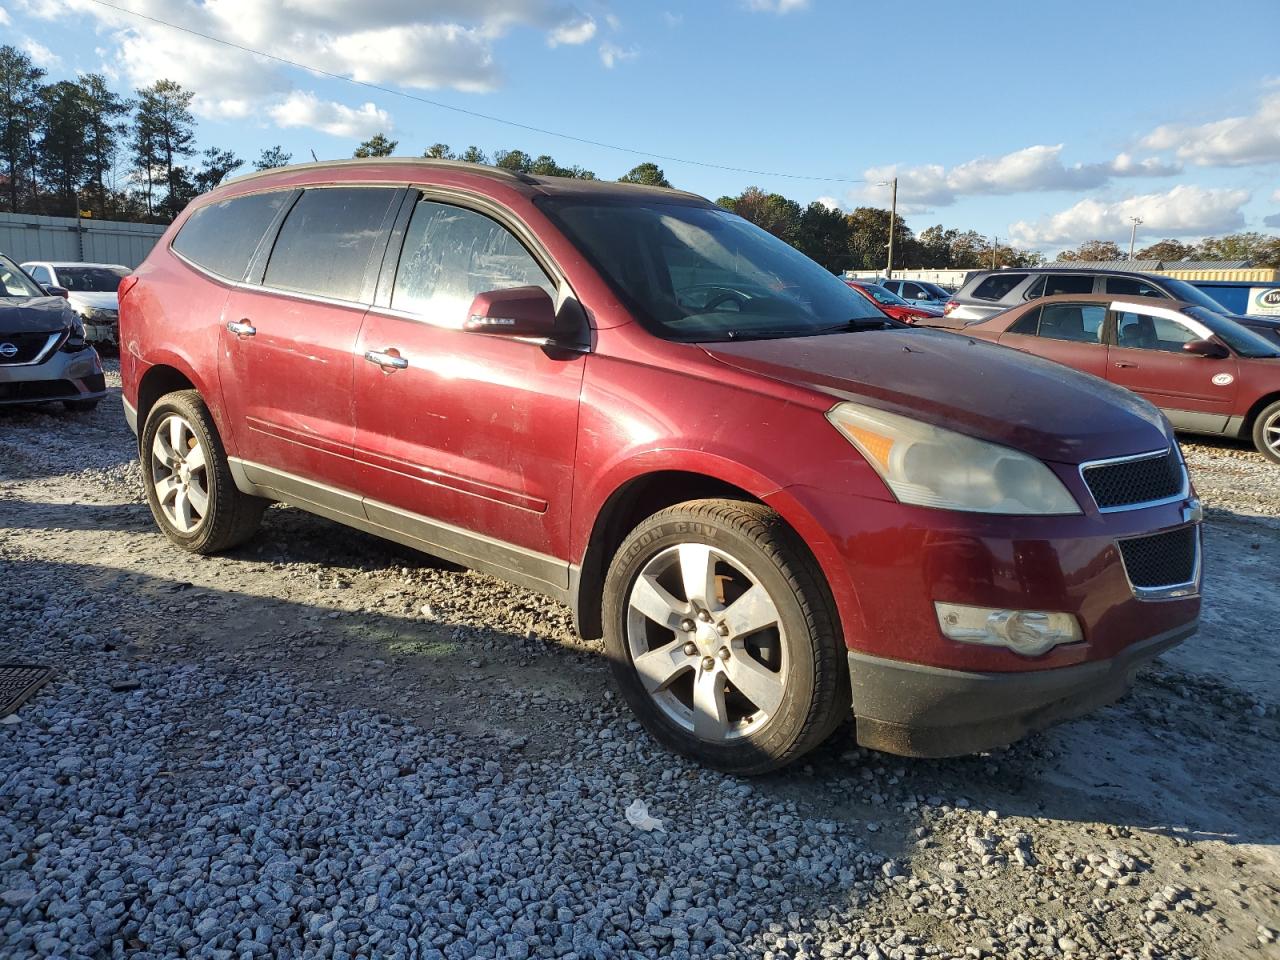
[997, 301, 1109, 379]
[1107, 303, 1239, 431]
[353, 196, 586, 585]
[217, 185, 402, 490]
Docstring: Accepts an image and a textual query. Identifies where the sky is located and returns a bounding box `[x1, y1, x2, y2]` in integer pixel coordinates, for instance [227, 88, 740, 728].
[3, 0, 1279, 256]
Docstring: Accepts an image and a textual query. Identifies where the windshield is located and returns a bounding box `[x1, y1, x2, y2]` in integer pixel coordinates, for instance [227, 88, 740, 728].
[1161, 277, 1240, 314]
[55, 265, 128, 293]
[0, 255, 45, 298]
[1184, 306, 1280, 358]
[857, 283, 908, 306]
[539, 199, 892, 341]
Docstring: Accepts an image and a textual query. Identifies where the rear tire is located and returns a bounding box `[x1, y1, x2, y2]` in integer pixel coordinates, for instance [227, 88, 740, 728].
[1253, 400, 1280, 465]
[602, 498, 849, 775]
[141, 390, 266, 553]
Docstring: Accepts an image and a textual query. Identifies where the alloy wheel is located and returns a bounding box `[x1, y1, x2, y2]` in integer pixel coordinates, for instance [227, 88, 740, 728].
[1265, 411, 1280, 460]
[625, 543, 788, 742]
[150, 413, 210, 534]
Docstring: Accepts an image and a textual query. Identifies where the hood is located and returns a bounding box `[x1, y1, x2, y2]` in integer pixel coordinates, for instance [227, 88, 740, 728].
[702, 328, 1171, 463]
[0, 297, 77, 335]
[67, 291, 120, 311]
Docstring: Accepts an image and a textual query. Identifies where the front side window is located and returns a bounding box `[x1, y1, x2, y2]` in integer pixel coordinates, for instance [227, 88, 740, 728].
[1116, 310, 1199, 352]
[0, 256, 44, 298]
[173, 191, 291, 281]
[27, 265, 52, 284]
[539, 198, 890, 342]
[53, 266, 129, 292]
[391, 200, 554, 326]
[264, 187, 399, 302]
[901, 282, 925, 299]
[1008, 303, 1105, 343]
[972, 273, 1027, 302]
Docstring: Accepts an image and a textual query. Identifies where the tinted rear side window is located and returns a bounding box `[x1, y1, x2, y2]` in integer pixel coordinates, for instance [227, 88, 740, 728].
[1104, 276, 1166, 298]
[172, 191, 290, 281]
[264, 188, 399, 302]
[971, 273, 1026, 301]
[1043, 274, 1094, 296]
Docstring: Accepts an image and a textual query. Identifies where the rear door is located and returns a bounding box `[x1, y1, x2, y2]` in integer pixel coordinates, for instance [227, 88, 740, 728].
[352, 193, 586, 585]
[1106, 302, 1239, 431]
[218, 185, 403, 491]
[996, 301, 1109, 378]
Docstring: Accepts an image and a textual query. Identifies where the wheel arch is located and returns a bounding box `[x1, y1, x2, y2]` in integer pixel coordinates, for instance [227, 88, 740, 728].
[570, 465, 844, 644]
[1242, 390, 1280, 435]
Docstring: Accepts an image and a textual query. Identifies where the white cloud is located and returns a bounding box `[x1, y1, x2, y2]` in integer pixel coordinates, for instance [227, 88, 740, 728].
[599, 42, 637, 68]
[268, 91, 393, 140]
[661, 11, 683, 26]
[21, 38, 61, 67]
[1272, 188, 1280, 203]
[15, 0, 622, 127]
[863, 143, 1181, 209]
[547, 16, 596, 46]
[1141, 92, 1280, 167]
[745, 0, 809, 12]
[1009, 185, 1251, 247]
[815, 195, 842, 211]
[0, 7, 11, 26]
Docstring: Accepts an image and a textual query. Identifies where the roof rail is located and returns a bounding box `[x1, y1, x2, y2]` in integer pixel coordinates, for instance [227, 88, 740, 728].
[221, 156, 533, 189]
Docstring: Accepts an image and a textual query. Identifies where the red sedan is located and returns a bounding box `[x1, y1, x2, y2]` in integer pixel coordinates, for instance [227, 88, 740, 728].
[943, 293, 1280, 463]
[844, 279, 943, 323]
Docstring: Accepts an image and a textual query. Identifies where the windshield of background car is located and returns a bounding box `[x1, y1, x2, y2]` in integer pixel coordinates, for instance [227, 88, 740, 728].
[539, 198, 891, 342]
[1161, 277, 1241, 314]
[1184, 306, 1280, 358]
[860, 284, 908, 305]
[55, 266, 129, 292]
[0, 256, 45, 298]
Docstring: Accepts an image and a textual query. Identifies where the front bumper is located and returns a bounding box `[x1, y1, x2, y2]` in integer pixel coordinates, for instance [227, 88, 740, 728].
[0, 347, 106, 406]
[848, 620, 1195, 757]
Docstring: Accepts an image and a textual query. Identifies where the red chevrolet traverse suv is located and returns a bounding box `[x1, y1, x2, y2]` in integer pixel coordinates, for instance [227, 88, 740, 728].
[120, 159, 1202, 774]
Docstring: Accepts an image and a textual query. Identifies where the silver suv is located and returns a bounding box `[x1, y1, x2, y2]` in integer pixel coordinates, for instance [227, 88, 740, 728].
[0, 254, 106, 411]
[945, 268, 1248, 322]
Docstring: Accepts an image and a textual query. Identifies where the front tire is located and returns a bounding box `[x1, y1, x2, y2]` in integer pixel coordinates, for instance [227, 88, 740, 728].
[602, 499, 849, 775]
[141, 390, 266, 553]
[1253, 400, 1280, 465]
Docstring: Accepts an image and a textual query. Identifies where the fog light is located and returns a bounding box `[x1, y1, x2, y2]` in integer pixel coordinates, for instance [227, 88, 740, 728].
[935, 602, 1082, 657]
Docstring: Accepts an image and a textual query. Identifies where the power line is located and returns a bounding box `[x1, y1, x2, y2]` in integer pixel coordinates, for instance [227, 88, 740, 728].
[84, 0, 866, 184]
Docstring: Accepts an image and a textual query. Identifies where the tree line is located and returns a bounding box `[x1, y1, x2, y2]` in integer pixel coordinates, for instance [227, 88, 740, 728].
[1056, 236, 1280, 268]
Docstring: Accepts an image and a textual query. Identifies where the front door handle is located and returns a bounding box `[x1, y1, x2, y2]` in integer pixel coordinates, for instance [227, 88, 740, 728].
[226, 320, 256, 337]
[1113, 361, 1137, 368]
[364, 349, 408, 370]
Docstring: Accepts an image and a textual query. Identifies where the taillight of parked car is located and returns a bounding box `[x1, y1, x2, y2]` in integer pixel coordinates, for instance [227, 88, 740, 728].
[117, 275, 140, 300]
[944, 300, 958, 315]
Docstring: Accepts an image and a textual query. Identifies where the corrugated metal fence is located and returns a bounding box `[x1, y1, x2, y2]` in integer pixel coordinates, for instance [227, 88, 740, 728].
[0, 212, 166, 268]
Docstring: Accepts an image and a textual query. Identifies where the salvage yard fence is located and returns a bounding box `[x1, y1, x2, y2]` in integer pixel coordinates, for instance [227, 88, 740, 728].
[0, 212, 166, 269]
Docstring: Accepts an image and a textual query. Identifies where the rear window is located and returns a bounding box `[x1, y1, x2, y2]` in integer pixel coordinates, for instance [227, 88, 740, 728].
[971, 273, 1026, 301]
[172, 191, 290, 281]
[263, 187, 400, 302]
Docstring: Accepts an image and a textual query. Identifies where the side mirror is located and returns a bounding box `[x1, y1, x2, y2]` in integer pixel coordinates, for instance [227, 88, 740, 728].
[45, 285, 69, 299]
[464, 286, 557, 338]
[1182, 339, 1229, 359]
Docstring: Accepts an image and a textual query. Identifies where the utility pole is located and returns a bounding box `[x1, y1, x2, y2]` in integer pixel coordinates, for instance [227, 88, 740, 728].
[885, 177, 897, 279]
[991, 236, 998, 270]
[1128, 217, 1143, 260]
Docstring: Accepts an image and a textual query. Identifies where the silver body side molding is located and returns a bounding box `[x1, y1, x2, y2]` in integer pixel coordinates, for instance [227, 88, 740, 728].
[226, 458, 572, 603]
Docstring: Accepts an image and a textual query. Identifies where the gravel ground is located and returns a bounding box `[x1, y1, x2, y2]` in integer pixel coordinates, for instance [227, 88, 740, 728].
[1, 362, 1278, 959]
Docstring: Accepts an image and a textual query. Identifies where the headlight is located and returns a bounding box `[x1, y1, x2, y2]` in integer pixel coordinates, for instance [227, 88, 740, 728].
[826, 401, 1079, 515]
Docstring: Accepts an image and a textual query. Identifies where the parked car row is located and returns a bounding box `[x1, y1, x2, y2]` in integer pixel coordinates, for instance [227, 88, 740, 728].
[22, 260, 130, 345]
[114, 158, 1203, 774]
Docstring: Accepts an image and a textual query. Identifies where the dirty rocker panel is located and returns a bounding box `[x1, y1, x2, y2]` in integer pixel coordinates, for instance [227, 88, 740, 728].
[226, 458, 572, 603]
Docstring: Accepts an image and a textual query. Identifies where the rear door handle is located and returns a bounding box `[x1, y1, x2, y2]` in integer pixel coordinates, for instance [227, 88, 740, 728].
[226, 320, 256, 337]
[364, 349, 408, 370]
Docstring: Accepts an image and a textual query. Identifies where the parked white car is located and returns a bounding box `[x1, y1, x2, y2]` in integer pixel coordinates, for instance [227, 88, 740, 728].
[21, 261, 130, 345]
